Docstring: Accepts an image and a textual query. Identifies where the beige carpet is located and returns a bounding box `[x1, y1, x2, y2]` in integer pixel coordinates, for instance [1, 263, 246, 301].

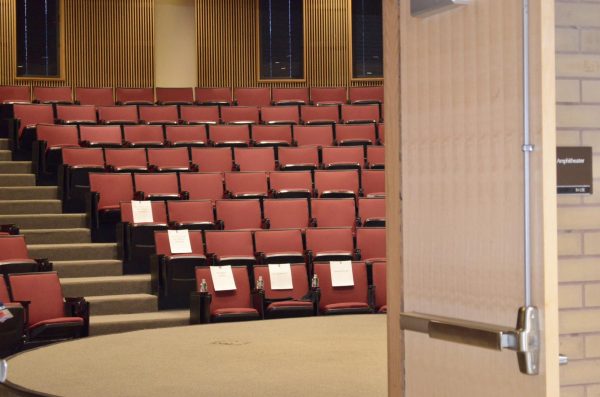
[1, 315, 387, 397]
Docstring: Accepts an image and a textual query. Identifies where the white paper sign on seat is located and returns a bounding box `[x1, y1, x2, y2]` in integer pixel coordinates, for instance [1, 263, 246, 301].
[330, 260, 354, 287]
[167, 229, 193, 254]
[131, 200, 153, 223]
[210, 265, 237, 291]
[268, 263, 293, 290]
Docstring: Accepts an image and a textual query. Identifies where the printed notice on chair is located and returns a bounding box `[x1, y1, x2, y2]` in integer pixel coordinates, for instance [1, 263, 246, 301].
[131, 200, 153, 223]
[268, 264, 293, 290]
[168, 229, 192, 254]
[330, 261, 354, 287]
[210, 265, 237, 291]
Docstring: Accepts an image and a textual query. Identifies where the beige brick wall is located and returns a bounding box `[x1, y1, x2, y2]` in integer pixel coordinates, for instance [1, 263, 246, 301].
[557, 1, 600, 395]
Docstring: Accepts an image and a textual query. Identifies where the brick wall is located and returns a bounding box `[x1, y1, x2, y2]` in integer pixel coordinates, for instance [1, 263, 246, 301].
[556, 1, 600, 395]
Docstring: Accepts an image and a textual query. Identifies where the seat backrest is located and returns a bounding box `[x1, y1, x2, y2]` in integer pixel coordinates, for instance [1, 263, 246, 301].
[195, 87, 232, 105]
[139, 105, 179, 124]
[251, 125, 293, 146]
[366, 145, 384, 167]
[195, 266, 254, 312]
[155, 230, 205, 256]
[356, 227, 386, 261]
[340, 104, 380, 123]
[8, 272, 65, 326]
[62, 147, 105, 167]
[89, 173, 134, 210]
[260, 106, 299, 124]
[123, 125, 165, 144]
[348, 86, 384, 104]
[76, 87, 114, 106]
[98, 105, 139, 124]
[311, 198, 357, 228]
[104, 148, 147, 169]
[156, 87, 194, 104]
[209, 124, 250, 145]
[253, 263, 308, 300]
[0, 277, 10, 302]
[134, 173, 179, 195]
[277, 147, 319, 168]
[120, 201, 168, 224]
[36, 124, 79, 148]
[215, 199, 262, 230]
[204, 231, 254, 257]
[221, 106, 260, 124]
[79, 125, 123, 145]
[263, 199, 310, 229]
[180, 105, 220, 124]
[179, 172, 224, 201]
[358, 197, 385, 221]
[56, 105, 98, 124]
[234, 87, 271, 107]
[268, 171, 313, 195]
[305, 227, 354, 255]
[321, 146, 365, 168]
[310, 87, 347, 105]
[33, 86, 72, 103]
[371, 260, 387, 309]
[293, 125, 334, 147]
[0, 85, 30, 103]
[234, 147, 276, 171]
[13, 104, 54, 137]
[313, 261, 369, 309]
[299, 105, 340, 124]
[314, 170, 360, 197]
[336, 124, 377, 144]
[362, 169, 385, 197]
[165, 125, 207, 145]
[254, 229, 304, 256]
[116, 87, 154, 105]
[0, 235, 30, 261]
[167, 200, 215, 225]
[191, 147, 233, 172]
[271, 87, 309, 105]
[147, 148, 190, 168]
[224, 172, 268, 196]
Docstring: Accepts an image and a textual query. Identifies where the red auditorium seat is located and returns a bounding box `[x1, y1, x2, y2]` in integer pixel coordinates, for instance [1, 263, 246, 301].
[139, 105, 179, 125]
[356, 227, 386, 263]
[190, 266, 260, 324]
[147, 147, 195, 172]
[12, 104, 54, 149]
[277, 146, 319, 171]
[75, 87, 114, 106]
[59, 147, 105, 212]
[209, 124, 251, 147]
[253, 263, 314, 318]
[118, 200, 168, 273]
[0, 85, 30, 104]
[89, 173, 135, 241]
[234, 87, 271, 107]
[115, 87, 154, 105]
[314, 169, 360, 198]
[0, 276, 10, 302]
[361, 169, 385, 197]
[271, 87, 309, 106]
[335, 124, 377, 146]
[293, 125, 334, 147]
[260, 106, 300, 125]
[262, 198, 310, 229]
[34, 124, 80, 178]
[195, 87, 232, 106]
[123, 125, 165, 147]
[8, 272, 89, 345]
[215, 199, 263, 230]
[321, 146, 365, 170]
[310, 87, 347, 106]
[313, 261, 372, 315]
[166, 200, 216, 230]
[366, 145, 384, 169]
[310, 198, 359, 229]
[79, 125, 123, 148]
[305, 227, 357, 262]
[156, 87, 194, 105]
[33, 86, 73, 104]
[234, 147, 276, 172]
[0, 277, 25, 357]
[152, 230, 207, 309]
[348, 86, 384, 105]
[98, 105, 139, 125]
[179, 105, 220, 125]
[179, 172, 224, 202]
[220, 106, 260, 125]
[300, 105, 340, 125]
[358, 197, 385, 227]
[268, 171, 313, 198]
[105, 148, 148, 172]
[340, 104, 380, 124]
[371, 260, 387, 313]
[0, 235, 48, 276]
[165, 125, 207, 147]
[190, 147, 234, 172]
[55, 105, 97, 125]
[134, 173, 182, 200]
[251, 125, 293, 147]
[377, 123, 384, 144]
[254, 229, 305, 264]
[224, 171, 268, 199]
[204, 230, 256, 266]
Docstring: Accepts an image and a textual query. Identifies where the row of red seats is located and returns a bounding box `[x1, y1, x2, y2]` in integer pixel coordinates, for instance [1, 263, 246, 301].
[0, 86, 383, 107]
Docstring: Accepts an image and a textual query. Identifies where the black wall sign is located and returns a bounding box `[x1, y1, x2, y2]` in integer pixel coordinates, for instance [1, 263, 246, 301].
[557, 146, 593, 194]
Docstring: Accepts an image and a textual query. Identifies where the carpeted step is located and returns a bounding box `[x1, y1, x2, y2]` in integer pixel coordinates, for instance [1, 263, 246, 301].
[0, 139, 8, 150]
[0, 186, 58, 200]
[0, 213, 87, 229]
[87, 294, 158, 316]
[89, 310, 189, 336]
[0, 199, 62, 214]
[0, 161, 32, 174]
[21, 228, 91, 244]
[0, 173, 35, 186]
[28, 242, 118, 261]
[61, 274, 150, 297]
[53, 260, 123, 278]
[0, 150, 11, 161]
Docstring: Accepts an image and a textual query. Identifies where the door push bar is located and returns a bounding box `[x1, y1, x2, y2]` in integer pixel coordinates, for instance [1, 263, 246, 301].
[400, 306, 540, 375]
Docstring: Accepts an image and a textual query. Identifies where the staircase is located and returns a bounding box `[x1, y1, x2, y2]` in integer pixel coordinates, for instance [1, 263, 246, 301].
[0, 137, 188, 336]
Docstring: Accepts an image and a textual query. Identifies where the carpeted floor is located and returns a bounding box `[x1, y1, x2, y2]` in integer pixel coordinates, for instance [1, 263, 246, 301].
[1, 315, 387, 397]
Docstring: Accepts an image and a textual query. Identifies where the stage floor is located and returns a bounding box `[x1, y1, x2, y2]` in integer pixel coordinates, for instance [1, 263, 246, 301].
[1, 315, 387, 397]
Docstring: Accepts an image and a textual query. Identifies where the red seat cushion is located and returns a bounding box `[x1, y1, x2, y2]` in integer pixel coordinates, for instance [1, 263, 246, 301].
[378, 305, 387, 314]
[268, 300, 312, 310]
[324, 302, 370, 311]
[212, 308, 258, 316]
[28, 316, 84, 331]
